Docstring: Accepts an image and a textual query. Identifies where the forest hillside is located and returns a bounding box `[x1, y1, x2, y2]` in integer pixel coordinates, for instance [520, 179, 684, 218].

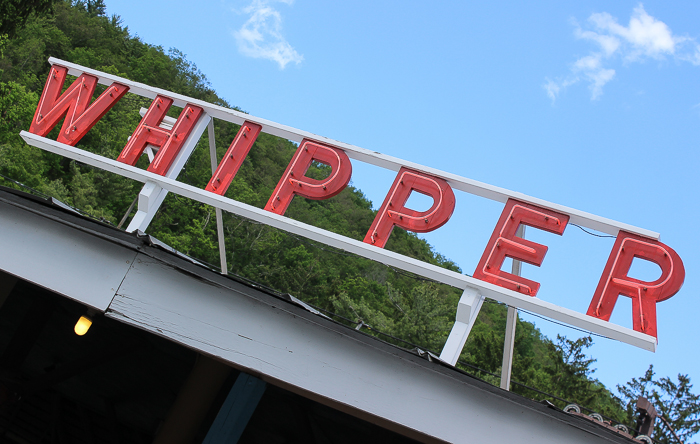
[0, 2, 697, 442]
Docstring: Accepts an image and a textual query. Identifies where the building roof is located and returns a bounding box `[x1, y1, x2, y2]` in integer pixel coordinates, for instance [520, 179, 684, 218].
[0, 186, 641, 444]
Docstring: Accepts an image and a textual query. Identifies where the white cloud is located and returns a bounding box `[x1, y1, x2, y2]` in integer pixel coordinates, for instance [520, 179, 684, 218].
[234, 0, 303, 69]
[544, 77, 578, 102]
[546, 4, 700, 102]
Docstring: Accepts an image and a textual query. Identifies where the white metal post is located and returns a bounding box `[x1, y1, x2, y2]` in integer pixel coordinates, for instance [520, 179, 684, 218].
[439, 287, 485, 365]
[500, 225, 525, 390]
[126, 110, 211, 233]
[207, 120, 228, 275]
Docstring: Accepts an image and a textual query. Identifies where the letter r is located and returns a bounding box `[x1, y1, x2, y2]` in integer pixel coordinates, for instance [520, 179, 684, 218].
[587, 231, 685, 339]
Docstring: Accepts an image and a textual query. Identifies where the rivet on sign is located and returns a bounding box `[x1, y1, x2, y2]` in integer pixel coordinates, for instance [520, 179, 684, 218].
[544, 216, 549, 221]
[216, 178, 221, 183]
[486, 264, 491, 269]
[424, 218, 429, 223]
[290, 171, 294, 176]
[323, 186, 327, 190]
[517, 285, 521, 290]
[643, 287, 647, 291]
[230, 154, 234, 159]
[399, 215, 403, 220]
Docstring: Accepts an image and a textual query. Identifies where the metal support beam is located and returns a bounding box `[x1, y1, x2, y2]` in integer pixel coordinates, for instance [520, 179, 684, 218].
[207, 120, 228, 275]
[501, 225, 524, 391]
[202, 372, 267, 444]
[153, 355, 232, 444]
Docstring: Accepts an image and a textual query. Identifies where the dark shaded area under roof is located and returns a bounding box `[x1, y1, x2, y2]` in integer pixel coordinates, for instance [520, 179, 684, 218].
[0, 275, 421, 443]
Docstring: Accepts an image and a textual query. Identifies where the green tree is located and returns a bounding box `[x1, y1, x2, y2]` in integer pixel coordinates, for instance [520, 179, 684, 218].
[0, 0, 57, 38]
[618, 365, 700, 443]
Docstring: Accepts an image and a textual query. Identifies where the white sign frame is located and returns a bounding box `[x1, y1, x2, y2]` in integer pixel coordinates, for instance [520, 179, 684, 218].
[19, 59, 661, 353]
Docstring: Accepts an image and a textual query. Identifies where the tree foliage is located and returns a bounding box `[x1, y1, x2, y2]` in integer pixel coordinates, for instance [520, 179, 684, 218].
[0, 0, 58, 38]
[619, 366, 700, 443]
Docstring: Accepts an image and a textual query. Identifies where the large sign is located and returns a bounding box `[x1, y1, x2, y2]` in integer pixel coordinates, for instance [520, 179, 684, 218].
[20, 58, 685, 353]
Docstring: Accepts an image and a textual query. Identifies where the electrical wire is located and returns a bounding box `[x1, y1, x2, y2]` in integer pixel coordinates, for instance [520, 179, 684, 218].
[571, 223, 616, 239]
[483, 299, 611, 340]
[305, 299, 626, 425]
[0, 172, 52, 199]
[225, 210, 447, 284]
[0, 172, 112, 223]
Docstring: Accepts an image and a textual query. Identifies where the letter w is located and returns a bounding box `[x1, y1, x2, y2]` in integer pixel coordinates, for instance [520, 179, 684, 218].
[29, 65, 128, 146]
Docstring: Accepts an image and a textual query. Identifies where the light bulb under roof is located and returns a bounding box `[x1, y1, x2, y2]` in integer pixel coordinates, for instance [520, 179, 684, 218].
[74, 315, 92, 336]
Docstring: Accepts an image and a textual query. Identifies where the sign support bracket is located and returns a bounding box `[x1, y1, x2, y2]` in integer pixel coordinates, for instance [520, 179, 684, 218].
[125, 110, 211, 233]
[207, 120, 228, 275]
[500, 225, 524, 391]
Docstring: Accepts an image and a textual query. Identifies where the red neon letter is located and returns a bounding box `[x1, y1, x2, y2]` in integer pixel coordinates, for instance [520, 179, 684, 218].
[587, 231, 685, 339]
[264, 139, 352, 215]
[363, 167, 456, 248]
[117, 95, 204, 176]
[473, 199, 569, 296]
[206, 121, 262, 195]
[29, 65, 128, 146]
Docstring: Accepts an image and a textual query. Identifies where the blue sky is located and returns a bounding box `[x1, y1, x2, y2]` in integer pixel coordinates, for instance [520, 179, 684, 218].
[106, 0, 699, 411]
